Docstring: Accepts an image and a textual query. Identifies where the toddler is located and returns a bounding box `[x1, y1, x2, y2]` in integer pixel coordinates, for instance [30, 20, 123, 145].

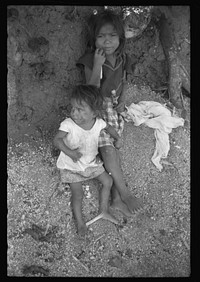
[53, 84, 121, 236]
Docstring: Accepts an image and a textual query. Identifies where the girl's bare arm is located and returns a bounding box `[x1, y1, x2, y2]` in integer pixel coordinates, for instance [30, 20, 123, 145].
[114, 78, 128, 113]
[85, 65, 102, 87]
[118, 81, 128, 104]
[85, 49, 105, 87]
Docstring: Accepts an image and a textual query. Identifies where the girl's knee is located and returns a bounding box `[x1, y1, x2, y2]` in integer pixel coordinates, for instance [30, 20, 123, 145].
[100, 146, 116, 159]
[103, 174, 113, 189]
[100, 146, 120, 172]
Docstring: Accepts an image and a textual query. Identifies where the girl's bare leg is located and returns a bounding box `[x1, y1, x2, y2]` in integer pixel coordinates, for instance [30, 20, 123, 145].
[110, 149, 133, 217]
[110, 184, 133, 217]
[96, 171, 112, 212]
[95, 171, 118, 222]
[70, 182, 87, 236]
[99, 145, 143, 214]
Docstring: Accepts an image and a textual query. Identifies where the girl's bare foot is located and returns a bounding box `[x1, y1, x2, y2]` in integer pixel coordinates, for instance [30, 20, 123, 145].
[110, 198, 133, 217]
[122, 195, 143, 213]
[77, 222, 87, 236]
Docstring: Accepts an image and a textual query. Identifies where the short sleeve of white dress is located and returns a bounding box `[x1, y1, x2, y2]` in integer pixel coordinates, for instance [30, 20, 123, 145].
[59, 118, 72, 133]
[97, 118, 107, 131]
[56, 118, 75, 170]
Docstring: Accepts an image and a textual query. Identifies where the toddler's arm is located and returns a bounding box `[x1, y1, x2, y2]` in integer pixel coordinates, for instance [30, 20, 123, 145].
[105, 124, 123, 149]
[53, 130, 82, 162]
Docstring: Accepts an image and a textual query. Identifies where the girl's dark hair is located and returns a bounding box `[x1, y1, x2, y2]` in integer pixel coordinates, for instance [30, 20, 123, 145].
[87, 10, 125, 56]
[69, 84, 104, 117]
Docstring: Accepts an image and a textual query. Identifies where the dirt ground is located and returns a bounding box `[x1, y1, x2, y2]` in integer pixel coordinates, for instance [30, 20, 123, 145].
[7, 6, 190, 277]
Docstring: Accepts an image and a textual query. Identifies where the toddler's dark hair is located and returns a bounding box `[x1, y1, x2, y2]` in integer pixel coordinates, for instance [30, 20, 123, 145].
[69, 84, 104, 117]
[87, 10, 125, 56]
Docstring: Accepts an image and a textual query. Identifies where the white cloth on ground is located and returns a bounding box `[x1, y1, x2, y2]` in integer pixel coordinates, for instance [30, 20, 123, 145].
[122, 101, 184, 171]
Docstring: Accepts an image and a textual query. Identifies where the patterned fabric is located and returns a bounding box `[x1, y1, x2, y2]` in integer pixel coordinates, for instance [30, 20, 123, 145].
[98, 97, 124, 147]
[60, 165, 105, 183]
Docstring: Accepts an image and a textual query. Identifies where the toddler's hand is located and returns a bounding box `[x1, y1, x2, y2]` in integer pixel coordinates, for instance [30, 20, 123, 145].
[95, 154, 102, 164]
[70, 148, 82, 162]
[114, 137, 123, 149]
[94, 48, 106, 67]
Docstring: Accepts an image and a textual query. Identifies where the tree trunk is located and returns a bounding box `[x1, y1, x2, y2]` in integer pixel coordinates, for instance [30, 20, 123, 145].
[158, 13, 190, 111]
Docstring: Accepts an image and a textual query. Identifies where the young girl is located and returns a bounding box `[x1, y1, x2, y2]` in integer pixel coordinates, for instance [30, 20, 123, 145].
[53, 84, 121, 236]
[76, 9, 143, 216]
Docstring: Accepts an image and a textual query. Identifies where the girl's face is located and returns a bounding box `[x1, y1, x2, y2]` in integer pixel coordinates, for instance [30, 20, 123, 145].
[70, 98, 96, 127]
[95, 23, 120, 56]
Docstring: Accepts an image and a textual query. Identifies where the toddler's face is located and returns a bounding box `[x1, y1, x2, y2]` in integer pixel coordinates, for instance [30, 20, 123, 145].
[95, 23, 120, 56]
[70, 99, 95, 127]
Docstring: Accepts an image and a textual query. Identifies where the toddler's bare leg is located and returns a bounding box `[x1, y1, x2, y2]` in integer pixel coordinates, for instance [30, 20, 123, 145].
[70, 182, 87, 236]
[99, 145, 143, 214]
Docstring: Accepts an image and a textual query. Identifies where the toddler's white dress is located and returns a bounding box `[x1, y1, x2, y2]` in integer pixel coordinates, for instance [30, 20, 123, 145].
[57, 117, 106, 183]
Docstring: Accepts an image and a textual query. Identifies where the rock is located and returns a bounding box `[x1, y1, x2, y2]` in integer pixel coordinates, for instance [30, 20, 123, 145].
[30, 61, 54, 80]
[159, 229, 167, 236]
[28, 37, 49, 54]
[22, 265, 49, 276]
[125, 248, 133, 258]
[108, 255, 122, 268]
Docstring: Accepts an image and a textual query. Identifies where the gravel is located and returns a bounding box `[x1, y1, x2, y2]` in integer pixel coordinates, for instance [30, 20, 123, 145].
[7, 85, 190, 277]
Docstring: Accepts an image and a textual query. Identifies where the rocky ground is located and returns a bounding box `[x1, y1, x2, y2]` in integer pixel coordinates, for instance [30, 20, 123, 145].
[7, 84, 190, 277]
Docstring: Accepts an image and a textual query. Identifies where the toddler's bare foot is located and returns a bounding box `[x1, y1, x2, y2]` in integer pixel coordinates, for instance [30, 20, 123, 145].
[77, 222, 87, 237]
[110, 198, 133, 217]
[122, 195, 143, 213]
